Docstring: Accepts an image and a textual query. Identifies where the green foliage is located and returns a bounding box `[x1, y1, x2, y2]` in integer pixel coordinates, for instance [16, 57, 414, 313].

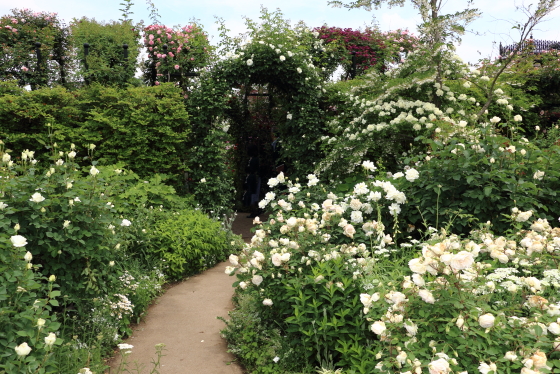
[183, 72, 239, 215]
[145, 209, 229, 280]
[0, 235, 62, 373]
[220, 292, 313, 374]
[0, 147, 123, 303]
[70, 18, 141, 86]
[0, 83, 191, 190]
[284, 258, 373, 369]
[401, 130, 560, 235]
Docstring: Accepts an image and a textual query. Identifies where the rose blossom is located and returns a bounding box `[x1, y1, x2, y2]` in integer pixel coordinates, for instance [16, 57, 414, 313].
[449, 251, 474, 271]
[30, 192, 45, 203]
[252, 274, 263, 286]
[418, 289, 435, 304]
[429, 358, 450, 374]
[370, 321, 386, 335]
[343, 224, 355, 238]
[15, 342, 31, 356]
[479, 313, 495, 328]
[11, 235, 28, 247]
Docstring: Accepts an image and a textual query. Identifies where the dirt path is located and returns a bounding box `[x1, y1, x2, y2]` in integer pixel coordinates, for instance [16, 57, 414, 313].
[105, 214, 258, 374]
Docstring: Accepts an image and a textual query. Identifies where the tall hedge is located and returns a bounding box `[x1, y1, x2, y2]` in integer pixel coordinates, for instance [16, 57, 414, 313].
[0, 83, 190, 187]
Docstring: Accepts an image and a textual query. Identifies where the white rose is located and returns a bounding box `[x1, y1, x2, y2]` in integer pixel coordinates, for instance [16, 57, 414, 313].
[30, 192, 45, 203]
[405, 168, 419, 182]
[89, 166, 100, 176]
[229, 254, 239, 266]
[263, 298, 273, 306]
[418, 289, 435, 304]
[479, 313, 495, 328]
[533, 170, 545, 180]
[370, 321, 386, 335]
[429, 358, 450, 374]
[271, 253, 283, 266]
[15, 342, 32, 356]
[504, 351, 518, 361]
[343, 224, 355, 238]
[44, 332, 56, 346]
[548, 322, 560, 335]
[252, 274, 263, 286]
[409, 258, 427, 274]
[121, 219, 131, 227]
[404, 320, 418, 336]
[530, 351, 547, 369]
[449, 251, 474, 271]
[10, 235, 28, 247]
[411, 273, 425, 287]
[478, 362, 497, 374]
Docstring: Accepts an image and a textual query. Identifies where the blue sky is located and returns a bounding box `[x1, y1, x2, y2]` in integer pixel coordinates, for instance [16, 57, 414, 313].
[1, 0, 559, 64]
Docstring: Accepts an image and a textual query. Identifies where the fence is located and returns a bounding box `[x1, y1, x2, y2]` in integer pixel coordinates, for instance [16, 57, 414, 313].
[499, 35, 560, 56]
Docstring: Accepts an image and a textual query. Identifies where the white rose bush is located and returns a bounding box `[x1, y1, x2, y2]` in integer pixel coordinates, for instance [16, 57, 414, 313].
[223, 167, 429, 371]
[0, 143, 176, 373]
[225, 163, 560, 373]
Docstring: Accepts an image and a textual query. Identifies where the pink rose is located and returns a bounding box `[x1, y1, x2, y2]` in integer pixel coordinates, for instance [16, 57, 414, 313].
[155, 81, 160, 86]
[174, 64, 180, 70]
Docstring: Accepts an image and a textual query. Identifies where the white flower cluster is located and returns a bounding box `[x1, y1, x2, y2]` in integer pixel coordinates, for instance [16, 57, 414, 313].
[359, 215, 560, 374]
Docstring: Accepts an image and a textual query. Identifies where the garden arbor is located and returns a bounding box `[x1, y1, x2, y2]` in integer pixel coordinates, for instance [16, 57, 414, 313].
[210, 35, 329, 179]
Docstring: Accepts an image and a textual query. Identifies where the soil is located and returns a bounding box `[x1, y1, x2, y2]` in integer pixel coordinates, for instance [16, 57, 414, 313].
[104, 213, 260, 374]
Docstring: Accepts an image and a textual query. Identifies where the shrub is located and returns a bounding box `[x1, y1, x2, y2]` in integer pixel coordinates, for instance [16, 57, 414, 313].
[0, 83, 192, 190]
[401, 129, 560, 235]
[69, 18, 141, 86]
[145, 208, 229, 280]
[222, 171, 415, 371]
[0, 145, 124, 304]
[0, 232, 62, 373]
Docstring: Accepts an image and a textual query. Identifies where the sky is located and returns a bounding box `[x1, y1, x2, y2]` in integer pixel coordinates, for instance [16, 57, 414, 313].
[1, 0, 559, 65]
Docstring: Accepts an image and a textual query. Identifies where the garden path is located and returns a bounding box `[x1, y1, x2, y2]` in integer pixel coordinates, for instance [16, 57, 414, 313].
[105, 214, 258, 374]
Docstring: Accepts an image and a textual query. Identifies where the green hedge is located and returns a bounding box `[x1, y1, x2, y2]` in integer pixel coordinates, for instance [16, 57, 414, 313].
[0, 82, 190, 188]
